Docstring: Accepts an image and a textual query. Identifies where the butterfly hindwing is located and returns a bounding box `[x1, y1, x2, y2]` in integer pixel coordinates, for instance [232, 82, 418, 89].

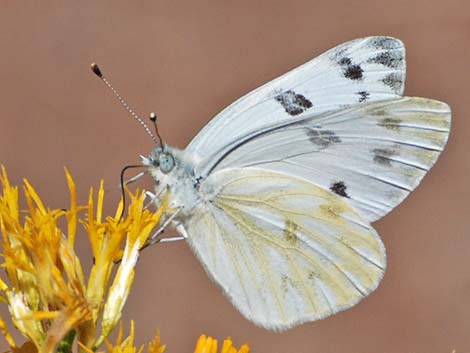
[184, 168, 386, 330]
[187, 36, 405, 161]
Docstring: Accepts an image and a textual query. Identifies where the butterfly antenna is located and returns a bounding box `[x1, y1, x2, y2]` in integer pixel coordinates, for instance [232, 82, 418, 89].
[90, 63, 160, 146]
[149, 112, 164, 147]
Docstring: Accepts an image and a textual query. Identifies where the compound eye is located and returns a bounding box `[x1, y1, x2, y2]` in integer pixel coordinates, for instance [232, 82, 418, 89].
[159, 153, 175, 174]
[148, 148, 161, 167]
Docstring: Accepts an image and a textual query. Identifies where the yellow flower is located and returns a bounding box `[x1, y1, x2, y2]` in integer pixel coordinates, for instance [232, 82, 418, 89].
[194, 335, 250, 353]
[0, 166, 251, 353]
[0, 167, 166, 353]
[92, 324, 248, 353]
[102, 321, 166, 353]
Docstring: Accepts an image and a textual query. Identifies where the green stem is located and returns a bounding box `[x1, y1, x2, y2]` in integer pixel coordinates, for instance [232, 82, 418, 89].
[57, 330, 76, 353]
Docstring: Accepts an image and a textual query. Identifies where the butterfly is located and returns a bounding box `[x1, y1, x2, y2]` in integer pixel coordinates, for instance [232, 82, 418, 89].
[93, 36, 451, 331]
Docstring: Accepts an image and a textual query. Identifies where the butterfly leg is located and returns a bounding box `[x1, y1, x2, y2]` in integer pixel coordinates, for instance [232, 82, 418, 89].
[158, 236, 185, 243]
[156, 224, 187, 243]
[144, 185, 171, 210]
[124, 171, 148, 185]
[145, 190, 156, 199]
[144, 191, 158, 209]
[142, 208, 183, 250]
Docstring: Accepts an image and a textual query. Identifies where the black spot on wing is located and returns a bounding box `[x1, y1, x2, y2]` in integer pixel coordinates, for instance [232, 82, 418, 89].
[344, 64, 364, 80]
[367, 51, 403, 68]
[337, 56, 363, 81]
[330, 181, 349, 198]
[357, 91, 370, 103]
[382, 73, 403, 93]
[368, 37, 401, 50]
[306, 129, 341, 148]
[275, 90, 313, 116]
[372, 148, 398, 166]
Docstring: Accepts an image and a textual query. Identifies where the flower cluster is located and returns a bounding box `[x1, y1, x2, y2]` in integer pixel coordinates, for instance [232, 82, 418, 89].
[194, 335, 249, 353]
[0, 167, 250, 353]
[0, 167, 164, 353]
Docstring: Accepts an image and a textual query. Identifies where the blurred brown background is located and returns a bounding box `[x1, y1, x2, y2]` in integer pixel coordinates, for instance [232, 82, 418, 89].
[0, 1, 469, 352]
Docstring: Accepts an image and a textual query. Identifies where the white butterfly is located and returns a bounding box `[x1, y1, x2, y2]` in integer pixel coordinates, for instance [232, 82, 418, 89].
[96, 36, 451, 331]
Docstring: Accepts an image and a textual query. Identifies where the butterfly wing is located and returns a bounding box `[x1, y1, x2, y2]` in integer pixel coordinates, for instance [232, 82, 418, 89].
[186, 36, 405, 161]
[175, 37, 449, 329]
[183, 167, 385, 330]
[197, 97, 450, 222]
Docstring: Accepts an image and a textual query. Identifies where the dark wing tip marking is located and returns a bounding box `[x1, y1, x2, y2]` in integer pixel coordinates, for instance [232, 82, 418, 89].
[337, 55, 363, 81]
[367, 52, 404, 69]
[330, 181, 349, 198]
[368, 37, 402, 50]
[382, 73, 403, 93]
[275, 90, 313, 116]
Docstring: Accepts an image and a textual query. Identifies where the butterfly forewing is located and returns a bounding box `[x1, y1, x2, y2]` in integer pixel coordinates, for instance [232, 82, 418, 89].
[187, 36, 405, 163]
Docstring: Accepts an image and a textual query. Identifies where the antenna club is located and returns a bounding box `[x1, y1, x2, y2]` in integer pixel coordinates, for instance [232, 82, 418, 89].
[90, 63, 103, 78]
[149, 112, 164, 146]
[91, 64, 160, 146]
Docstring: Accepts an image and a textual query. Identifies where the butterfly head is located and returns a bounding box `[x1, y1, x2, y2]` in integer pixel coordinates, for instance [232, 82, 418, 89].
[147, 147, 176, 174]
[144, 145, 199, 216]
